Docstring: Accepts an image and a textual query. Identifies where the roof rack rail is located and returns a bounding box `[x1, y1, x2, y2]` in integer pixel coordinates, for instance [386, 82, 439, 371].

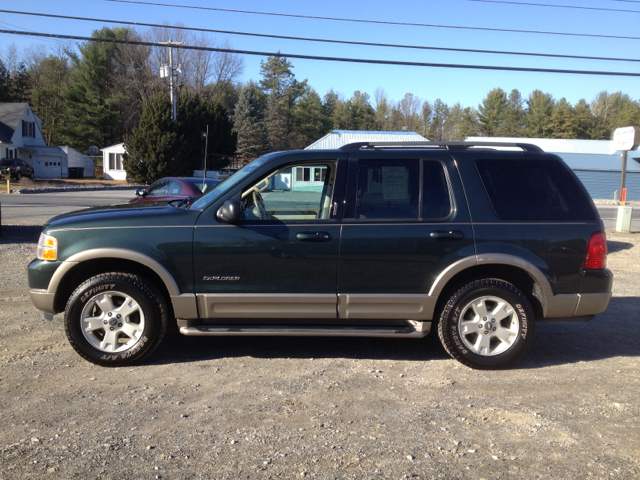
[338, 141, 544, 153]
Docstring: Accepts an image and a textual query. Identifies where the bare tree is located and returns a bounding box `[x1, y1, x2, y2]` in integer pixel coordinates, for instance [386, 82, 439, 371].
[146, 24, 243, 101]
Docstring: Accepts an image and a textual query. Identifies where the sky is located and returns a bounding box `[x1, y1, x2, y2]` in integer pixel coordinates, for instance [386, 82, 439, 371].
[1, 0, 639, 109]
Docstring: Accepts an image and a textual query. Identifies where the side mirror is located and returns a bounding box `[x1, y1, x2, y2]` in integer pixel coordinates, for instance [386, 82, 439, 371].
[216, 199, 242, 224]
[135, 189, 147, 197]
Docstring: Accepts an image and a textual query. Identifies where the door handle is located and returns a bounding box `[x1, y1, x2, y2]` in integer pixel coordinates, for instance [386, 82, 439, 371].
[296, 231, 332, 242]
[430, 230, 464, 240]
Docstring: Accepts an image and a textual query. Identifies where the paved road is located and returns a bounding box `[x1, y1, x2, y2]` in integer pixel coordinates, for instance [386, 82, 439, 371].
[1, 191, 639, 232]
[0, 190, 136, 225]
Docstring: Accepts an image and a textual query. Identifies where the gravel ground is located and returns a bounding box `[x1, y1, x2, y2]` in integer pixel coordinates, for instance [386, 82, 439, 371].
[0, 226, 638, 479]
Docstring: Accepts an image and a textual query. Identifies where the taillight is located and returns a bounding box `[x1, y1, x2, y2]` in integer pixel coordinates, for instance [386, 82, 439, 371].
[11, 166, 16, 171]
[584, 231, 607, 270]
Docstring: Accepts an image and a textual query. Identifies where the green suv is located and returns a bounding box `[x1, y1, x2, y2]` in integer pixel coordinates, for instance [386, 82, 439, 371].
[27, 141, 613, 369]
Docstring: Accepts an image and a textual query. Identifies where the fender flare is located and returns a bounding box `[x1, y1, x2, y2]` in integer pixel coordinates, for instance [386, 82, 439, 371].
[47, 248, 181, 297]
[428, 253, 553, 308]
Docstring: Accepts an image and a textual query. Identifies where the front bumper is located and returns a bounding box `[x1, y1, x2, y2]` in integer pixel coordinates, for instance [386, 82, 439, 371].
[28, 289, 56, 314]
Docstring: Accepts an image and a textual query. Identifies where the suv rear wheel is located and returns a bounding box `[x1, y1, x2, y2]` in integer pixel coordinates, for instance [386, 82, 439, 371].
[64, 272, 168, 367]
[437, 279, 535, 369]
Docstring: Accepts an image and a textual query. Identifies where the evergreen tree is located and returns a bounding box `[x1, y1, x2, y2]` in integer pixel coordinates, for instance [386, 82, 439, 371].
[526, 90, 555, 138]
[124, 93, 176, 183]
[233, 84, 270, 162]
[322, 90, 339, 133]
[61, 27, 135, 151]
[477, 88, 508, 137]
[124, 92, 235, 182]
[573, 99, 596, 139]
[429, 99, 449, 141]
[548, 100, 578, 139]
[291, 89, 327, 149]
[421, 101, 433, 138]
[502, 89, 527, 137]
[259, 55, 308, 144]
[265, 93, 289, 151]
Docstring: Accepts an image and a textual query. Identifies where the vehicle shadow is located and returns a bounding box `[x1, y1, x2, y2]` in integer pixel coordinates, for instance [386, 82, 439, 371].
[0, 225, 42, 244]
[607, 240, 635, 253]
[150, 296, 640, 369]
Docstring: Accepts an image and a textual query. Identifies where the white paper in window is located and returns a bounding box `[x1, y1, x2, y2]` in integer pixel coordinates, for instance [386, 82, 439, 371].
[382, 167, 409, 201]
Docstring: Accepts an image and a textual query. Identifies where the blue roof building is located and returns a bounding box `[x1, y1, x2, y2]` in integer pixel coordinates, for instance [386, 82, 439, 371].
[467, 137, 640, 201]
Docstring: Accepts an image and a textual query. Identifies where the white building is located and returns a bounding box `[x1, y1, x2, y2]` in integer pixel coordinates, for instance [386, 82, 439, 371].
[0, 103, 93, 178]
[101, 142, 127, 180]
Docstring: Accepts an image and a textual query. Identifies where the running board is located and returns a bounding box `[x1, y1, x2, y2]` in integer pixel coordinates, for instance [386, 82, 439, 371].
[179, 321, 430, 338]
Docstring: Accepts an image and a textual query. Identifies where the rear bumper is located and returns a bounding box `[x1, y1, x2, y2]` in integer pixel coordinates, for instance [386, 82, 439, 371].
[544, 291, 611, 321]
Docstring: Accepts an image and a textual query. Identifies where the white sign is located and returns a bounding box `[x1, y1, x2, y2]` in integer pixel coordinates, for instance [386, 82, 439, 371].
[382, 167, 409, 201]
[613, 126, 640, 151]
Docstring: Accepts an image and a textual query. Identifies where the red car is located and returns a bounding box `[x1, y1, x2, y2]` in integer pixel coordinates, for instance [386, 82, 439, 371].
[130, 177, 222, 204]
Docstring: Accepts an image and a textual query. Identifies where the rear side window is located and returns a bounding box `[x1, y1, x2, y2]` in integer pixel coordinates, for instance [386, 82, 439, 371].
[352, 159, 451, 221]
[356, 159, 420, 220]
[476, 159, 596, 220]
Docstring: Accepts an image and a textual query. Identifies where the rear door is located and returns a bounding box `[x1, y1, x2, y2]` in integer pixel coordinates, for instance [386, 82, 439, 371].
[337, 151, 475, 320]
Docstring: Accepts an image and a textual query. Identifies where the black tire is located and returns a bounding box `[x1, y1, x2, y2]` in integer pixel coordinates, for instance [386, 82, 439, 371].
[437, 278, 535, 370]
[64, 272, 168, 367]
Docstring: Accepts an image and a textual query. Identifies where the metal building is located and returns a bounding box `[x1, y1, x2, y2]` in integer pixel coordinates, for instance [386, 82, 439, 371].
[306, 130, 428, 150]
[467, 137, 639, 201]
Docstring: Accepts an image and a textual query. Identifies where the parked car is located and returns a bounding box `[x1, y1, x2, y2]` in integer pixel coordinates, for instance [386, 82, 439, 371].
[129, 177, 222, 204]
[28, 141, 612, 369]
[0, 158, 34, 180]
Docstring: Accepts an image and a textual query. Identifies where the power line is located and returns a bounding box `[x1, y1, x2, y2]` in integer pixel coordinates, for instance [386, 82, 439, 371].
[4, 9, 640, 64]
[2, 29, 640, 78]
[101, 0, 640, 42]
[470, 0, 640, 13]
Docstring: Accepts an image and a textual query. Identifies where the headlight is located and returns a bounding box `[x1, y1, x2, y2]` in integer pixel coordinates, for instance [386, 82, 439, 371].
[37, 233, 58, 261]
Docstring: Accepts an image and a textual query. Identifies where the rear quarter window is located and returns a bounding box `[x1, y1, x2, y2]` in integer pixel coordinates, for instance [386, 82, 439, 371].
[476, 158, 596, 220]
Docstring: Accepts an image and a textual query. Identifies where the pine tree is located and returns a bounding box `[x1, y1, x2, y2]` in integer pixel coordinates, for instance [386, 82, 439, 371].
[233, 84, 270, 162]
[477, 88, 508, 137]
[124, 93, 176, 183]
[291, 89, 327, 149]
[265, 93, 289, 151]
[501, 89, 526, 137]
[526, 90, 555, 138]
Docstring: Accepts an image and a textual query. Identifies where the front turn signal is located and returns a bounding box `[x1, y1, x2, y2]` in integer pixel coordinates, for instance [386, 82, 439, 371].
[37, 233, 58, 261]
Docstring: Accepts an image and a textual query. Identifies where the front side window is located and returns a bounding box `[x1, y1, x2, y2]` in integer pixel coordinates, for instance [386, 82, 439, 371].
[240, 163, 335, 222]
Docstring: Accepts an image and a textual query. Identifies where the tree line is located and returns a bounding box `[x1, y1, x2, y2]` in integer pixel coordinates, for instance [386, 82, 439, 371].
[2, 25, 640, 182]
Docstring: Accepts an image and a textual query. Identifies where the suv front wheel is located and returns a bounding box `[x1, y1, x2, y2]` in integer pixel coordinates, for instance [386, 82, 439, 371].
[438, 279, 535, 369]
[64, 272, 168, 367]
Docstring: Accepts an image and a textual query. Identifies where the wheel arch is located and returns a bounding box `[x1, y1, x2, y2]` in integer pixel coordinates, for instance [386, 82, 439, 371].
[429, 254, 552, 321]
[50, 249, 179, 314]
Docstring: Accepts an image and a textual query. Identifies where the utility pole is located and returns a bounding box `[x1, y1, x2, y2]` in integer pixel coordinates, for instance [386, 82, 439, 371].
[203, 125, 209, 183]
[158, 40, 186, 122]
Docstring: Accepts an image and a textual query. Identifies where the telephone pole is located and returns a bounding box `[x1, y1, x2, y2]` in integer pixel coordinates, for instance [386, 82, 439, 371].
[158, 40, 186, 122]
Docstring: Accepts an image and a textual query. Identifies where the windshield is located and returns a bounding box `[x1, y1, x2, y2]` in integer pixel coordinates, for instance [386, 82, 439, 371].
[189, 155, 275, 210]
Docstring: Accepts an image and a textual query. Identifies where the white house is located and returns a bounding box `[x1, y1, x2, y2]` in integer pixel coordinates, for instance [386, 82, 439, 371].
[0, 103, 94, 178]
[101, 142, 127, 180]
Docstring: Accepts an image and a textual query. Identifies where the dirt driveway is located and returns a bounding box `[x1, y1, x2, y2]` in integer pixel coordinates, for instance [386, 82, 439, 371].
[0, 226, 638, 479]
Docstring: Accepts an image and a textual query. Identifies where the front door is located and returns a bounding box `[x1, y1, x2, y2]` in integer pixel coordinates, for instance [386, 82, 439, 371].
[193, 158, 347, 319]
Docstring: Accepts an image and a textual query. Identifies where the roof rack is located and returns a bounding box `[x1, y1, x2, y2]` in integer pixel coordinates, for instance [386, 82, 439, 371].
[338, 141, 544, 153]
